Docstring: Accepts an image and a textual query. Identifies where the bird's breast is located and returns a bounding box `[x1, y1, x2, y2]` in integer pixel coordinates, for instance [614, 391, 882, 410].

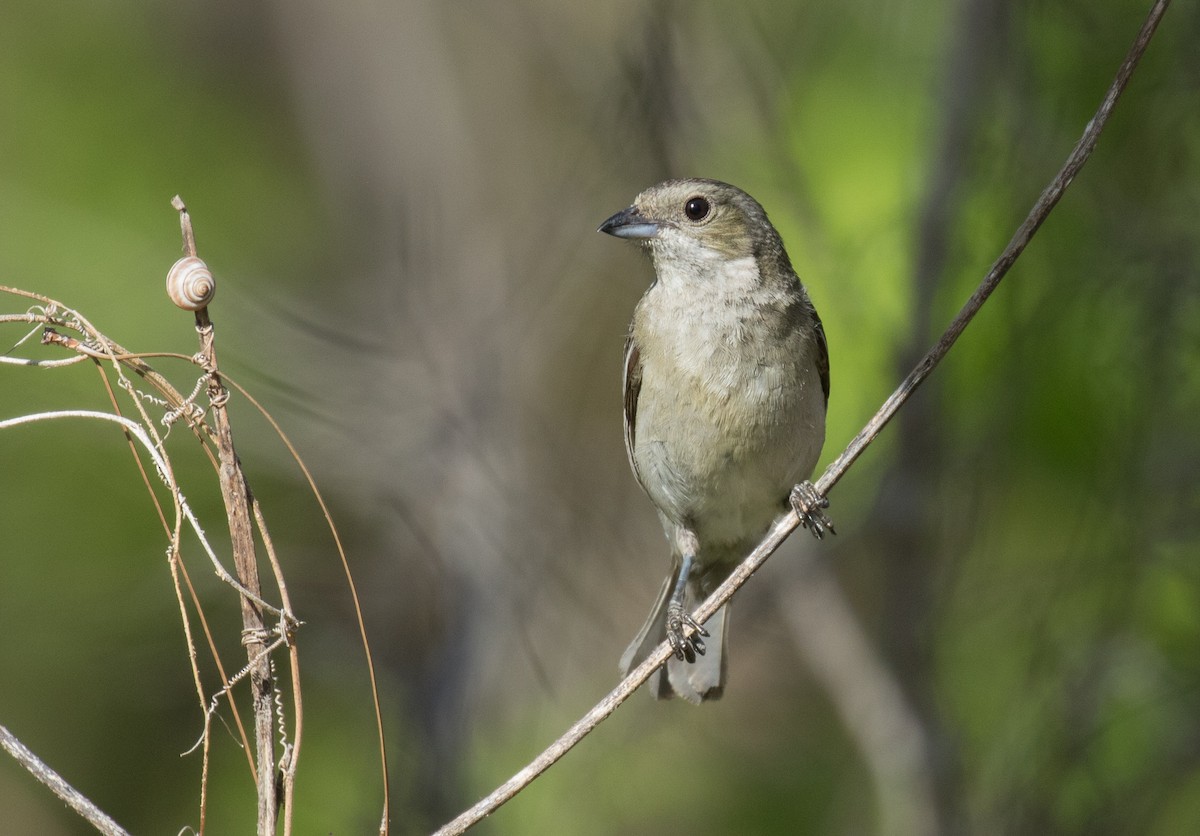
[629, 276, 825, 550]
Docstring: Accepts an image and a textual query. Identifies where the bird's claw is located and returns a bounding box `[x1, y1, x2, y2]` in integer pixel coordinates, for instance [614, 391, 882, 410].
[790, 481, 836, 539]
[666, 603, 708, 663]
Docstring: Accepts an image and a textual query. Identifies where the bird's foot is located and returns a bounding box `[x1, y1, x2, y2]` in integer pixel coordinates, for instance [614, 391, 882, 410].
[666, 602, 708, 663]
[790, 481, 836, 539]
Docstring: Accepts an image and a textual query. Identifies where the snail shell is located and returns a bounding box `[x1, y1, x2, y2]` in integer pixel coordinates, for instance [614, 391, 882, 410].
[166, 256, 216, 311]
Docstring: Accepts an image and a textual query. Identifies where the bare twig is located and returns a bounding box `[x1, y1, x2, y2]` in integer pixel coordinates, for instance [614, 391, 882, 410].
[172, 196, 279, 835]
[433, 1, 1172, 831]
[0, 724, 131, 836]
[221, 371, 389, 833]
[6, 225, 386, 833]
[817, 0, 1170, 495]
[87, 360, 221, 835]
[3, 286, 261, 831]
[4, 215, 316, 832]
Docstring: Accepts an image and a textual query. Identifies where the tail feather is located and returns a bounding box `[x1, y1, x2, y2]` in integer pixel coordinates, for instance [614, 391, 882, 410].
[620, 569, 729, 703]
[618, 573, 673, 677]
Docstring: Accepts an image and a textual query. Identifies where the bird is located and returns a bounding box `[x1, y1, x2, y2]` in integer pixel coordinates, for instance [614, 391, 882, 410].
[598, 178, 832, 703]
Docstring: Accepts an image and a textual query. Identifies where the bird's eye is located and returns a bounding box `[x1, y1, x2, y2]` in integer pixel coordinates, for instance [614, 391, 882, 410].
[684, 196, 710, 221]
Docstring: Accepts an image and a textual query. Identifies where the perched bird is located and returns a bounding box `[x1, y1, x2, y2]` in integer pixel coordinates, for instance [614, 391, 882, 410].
[599, 178, 832, 703]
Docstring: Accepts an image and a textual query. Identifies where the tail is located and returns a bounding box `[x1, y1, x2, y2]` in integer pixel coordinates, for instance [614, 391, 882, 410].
[619, 569, 729, 704]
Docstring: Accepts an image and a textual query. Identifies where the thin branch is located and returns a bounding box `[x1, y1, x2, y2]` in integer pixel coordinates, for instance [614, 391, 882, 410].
[4, 286, 262, 829]
[172, 196, 280, 836]
[221, 369, 390, 833]
[0, 408, 240, 596]
[432, 1, 1172, 832]
[250, 494, 303, 836]
[0, 352, 88, 368]
[89, 359, 221, 834]
[817, 0, 1170, 496]
[4, 230, 306, 832]
[0, 724, 131, 836]
[7, 255, 386, 832]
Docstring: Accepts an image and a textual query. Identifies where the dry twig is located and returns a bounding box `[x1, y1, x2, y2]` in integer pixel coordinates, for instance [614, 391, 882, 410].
[170, 197, 280, 835]
[433, 1, 1172, 832]
[0, 724, 131, 836]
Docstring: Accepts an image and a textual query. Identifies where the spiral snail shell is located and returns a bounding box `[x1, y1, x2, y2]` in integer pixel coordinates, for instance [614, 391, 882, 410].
[166, 256, 216, 311]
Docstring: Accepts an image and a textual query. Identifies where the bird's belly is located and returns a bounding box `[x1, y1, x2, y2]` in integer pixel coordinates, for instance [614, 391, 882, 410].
[633, 357, 825, 550]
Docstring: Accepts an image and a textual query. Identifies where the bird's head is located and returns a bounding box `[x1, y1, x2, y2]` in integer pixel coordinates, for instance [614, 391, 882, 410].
[599, 178, 785, 267]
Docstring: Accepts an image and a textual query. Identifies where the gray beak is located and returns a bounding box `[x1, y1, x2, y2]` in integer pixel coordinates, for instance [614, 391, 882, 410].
[598, 205, 661, 240]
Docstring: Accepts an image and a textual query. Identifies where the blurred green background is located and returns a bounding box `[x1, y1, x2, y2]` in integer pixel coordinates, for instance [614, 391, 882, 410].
[2, 0, 1198, 833]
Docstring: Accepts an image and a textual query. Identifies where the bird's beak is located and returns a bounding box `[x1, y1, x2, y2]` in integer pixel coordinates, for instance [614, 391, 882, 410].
[598, 205, 661, 240]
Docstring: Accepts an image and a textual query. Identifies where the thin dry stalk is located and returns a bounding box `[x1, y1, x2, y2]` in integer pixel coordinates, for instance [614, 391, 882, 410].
[0, 724, 131, 836]
[171, 197, 278, 835]
[3, 206, 386, 832]
[224, 372, 390, 833]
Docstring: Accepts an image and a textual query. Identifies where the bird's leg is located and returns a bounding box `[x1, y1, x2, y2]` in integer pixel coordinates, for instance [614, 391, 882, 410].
[790, 481, 836, 539]
[665, 552, 708, 663]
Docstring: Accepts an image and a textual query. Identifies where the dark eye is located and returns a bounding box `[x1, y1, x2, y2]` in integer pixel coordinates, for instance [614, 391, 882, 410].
[684, 196, 710, 221]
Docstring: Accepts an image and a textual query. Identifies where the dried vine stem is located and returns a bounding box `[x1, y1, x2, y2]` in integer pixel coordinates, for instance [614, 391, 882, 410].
[1, 288, 260, 831]
[433, 1, 1172, 832]
[220, 371, 390, 834]
[171, 197, 279, 835]
[0, 724, 130, 836]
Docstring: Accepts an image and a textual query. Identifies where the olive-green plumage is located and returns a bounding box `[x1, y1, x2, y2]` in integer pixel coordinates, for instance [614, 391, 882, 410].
[600, 179, 829, 702]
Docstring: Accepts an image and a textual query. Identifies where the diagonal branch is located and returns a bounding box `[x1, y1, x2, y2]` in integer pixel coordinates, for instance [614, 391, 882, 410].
[816, 0, 1170, 498]
[432, 1, 1172, 832]
[0, 724, 131, 836]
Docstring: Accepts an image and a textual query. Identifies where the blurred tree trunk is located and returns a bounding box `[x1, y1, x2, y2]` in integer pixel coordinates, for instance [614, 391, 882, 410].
[877, 0, 1010, 830]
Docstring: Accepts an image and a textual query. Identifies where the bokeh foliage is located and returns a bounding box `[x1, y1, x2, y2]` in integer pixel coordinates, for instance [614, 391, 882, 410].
[1, 0, 1198, 834]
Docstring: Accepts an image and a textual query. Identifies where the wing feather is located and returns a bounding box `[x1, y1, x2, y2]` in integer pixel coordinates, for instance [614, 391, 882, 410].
[810, 308, 830, 405]
[622, 332, 646, 490]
